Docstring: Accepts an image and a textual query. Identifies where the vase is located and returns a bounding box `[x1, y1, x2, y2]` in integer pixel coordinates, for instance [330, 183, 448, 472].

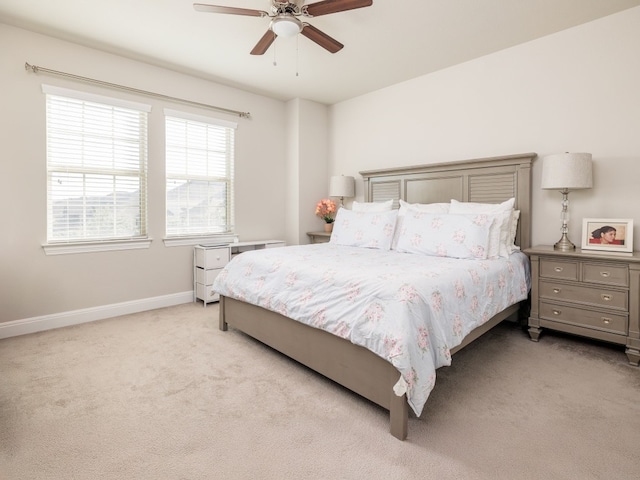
[324, 223, 333, 233]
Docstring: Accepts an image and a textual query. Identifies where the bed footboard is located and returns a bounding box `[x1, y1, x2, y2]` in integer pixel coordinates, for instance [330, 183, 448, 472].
[219, 295, 409, 440]
[219, 296, 523, 440]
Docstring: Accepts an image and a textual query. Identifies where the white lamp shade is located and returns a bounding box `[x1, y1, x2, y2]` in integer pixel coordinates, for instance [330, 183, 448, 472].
[271, 15, 302, 37]
[541, 152, 593, 190]
[329, 175, 355, 198]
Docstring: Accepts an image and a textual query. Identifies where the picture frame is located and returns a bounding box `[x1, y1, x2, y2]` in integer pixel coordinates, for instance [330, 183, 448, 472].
[581, 218, 634, 253]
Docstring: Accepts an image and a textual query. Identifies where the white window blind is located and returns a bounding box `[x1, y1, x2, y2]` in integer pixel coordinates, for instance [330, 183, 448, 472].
[44, 85, 149, 243]
[165, 109, 237, 237]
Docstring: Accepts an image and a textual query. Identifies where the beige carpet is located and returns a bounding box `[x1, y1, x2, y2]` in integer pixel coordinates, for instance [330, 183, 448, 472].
[1, 302, 639, 480]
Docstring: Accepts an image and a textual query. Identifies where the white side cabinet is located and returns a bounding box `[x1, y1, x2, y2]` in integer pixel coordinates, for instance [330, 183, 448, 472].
[194, 240, 285, 306]
[194, 245, 230, 305]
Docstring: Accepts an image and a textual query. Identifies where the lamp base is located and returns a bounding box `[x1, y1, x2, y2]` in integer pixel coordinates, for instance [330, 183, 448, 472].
[553, 233, 577, 251]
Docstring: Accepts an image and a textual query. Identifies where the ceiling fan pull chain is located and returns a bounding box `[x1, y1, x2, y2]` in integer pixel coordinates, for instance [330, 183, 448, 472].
[273, 39, 277, 67]
[296, 35, 299, 77]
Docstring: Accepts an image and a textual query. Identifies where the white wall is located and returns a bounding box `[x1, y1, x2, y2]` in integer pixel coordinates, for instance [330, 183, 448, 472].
[297, 99, 330, 242]
[328, 7, 640, 250]
[3, 7, 639, 327]
[0, 24, 289, 323]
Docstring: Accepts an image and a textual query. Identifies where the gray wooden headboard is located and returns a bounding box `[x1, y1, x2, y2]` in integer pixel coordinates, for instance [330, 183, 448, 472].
[360, 153, 536, 250]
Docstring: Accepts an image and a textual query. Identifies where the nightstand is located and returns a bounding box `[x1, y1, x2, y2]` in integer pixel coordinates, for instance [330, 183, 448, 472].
[194, 240, 285, 306]
[525, 245, 640, 365]
[307, 231, 331, 244]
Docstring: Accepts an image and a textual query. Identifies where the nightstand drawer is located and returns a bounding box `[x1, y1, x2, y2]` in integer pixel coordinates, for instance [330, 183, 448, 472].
[540, 302, 628, 335]
[195, 267, 222, 285]
[582, 262, 628, 287]
[539, 281, 627, 310]
[540, 259, 578, 281]
[195, 247, 230, 269]
[196, 283, 220, 303]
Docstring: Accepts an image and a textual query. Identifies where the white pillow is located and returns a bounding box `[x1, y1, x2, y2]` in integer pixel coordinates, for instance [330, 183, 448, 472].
[449, 198, 515, 259]
[352, 199, 393, 212]
[391, 200, 451, 250]
[510, 210, 521, 251]
[398, 199, 450, 214]
[395, 213, 494, 260]
[330, 208, 398, 250]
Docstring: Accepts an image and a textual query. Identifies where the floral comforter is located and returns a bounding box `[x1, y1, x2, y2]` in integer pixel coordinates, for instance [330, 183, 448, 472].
[213, 244, 530, 416]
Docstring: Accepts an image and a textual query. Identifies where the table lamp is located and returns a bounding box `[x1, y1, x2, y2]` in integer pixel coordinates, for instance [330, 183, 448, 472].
[329, 175, 355, 207]
[541, 152, 593, 251]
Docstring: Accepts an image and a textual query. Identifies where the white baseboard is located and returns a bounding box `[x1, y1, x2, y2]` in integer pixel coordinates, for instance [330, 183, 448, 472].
[0, 291, 194, 339]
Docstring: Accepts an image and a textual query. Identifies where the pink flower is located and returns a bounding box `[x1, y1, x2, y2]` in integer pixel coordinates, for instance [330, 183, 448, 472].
[398, 284, 419, 303]
[417, 327, 430, 351]
[384, 336, 403, 358]
[405, 368, 418, 389]
[452, 315, 463, 337]
[315, 198, 337, 223]
[431, 217, 444, 229]
[453, 229, 465, 243]
[431, 291, 443, 312]
[365, 303, 384, 322]
[470, 295, 479, 312]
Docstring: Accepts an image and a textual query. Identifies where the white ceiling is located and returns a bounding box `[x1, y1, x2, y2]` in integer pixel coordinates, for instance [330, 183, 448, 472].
[2, 0, 639, 105]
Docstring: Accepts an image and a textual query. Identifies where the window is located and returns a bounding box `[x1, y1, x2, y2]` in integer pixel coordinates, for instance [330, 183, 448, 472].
[165, 109, 237, 238]
[44, 85, 150, 245]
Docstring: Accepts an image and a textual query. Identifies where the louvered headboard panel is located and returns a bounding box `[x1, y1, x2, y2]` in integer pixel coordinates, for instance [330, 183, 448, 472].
[360, 153, 536, 250]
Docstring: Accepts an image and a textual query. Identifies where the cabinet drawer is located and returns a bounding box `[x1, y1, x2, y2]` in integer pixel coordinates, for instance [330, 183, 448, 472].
[582, 262, 628, 287]
[539, 259, 578, 281]
[195, 247, 230, 269]
[196, 283, 220, 303]
[539, 281, 627, 310]
[195, 267, 222, 285]
[540, 301, 627, 335]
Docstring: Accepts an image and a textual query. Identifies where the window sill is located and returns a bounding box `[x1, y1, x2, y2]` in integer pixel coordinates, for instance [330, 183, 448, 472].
[43, 238, 152, 255]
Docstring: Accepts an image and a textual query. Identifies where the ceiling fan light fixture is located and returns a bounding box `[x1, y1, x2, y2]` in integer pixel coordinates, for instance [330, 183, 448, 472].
[270, 14, 302, 38]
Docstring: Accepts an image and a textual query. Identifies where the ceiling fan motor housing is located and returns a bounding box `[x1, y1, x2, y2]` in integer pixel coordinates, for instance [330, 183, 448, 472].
[271, 1, 303, 16]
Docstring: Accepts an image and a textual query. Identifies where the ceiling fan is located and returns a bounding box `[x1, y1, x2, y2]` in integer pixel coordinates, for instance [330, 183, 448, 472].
[193, 0, 373, 55]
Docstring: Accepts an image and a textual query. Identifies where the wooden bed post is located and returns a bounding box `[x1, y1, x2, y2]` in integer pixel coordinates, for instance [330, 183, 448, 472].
[389, 392, 409, 440]
[219, 295, 228, 331]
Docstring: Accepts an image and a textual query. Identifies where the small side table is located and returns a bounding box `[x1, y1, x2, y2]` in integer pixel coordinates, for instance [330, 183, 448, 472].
[525, 245, 640, 365]
[307, 231, 331, 244]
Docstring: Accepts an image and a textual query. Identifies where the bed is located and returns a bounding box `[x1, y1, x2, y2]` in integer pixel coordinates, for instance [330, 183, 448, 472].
[215, 153, 535, 440]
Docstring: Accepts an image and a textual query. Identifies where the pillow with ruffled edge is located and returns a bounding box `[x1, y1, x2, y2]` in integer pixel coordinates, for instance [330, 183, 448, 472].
[395, 212, 494, 260]
[329, 208, 398, 250]
[509, 210, 521, 252]
[352, 199, 393, 212]
[391, 200, 451, 250]
[449, 198, 515, 258]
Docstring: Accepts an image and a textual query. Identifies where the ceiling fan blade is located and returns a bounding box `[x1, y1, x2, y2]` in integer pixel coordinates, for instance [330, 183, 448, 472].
[193, 3, 268, 17]
[304, 0, 373, 17]
[250, 30, 277, 55]
[300, 24, 343, 53]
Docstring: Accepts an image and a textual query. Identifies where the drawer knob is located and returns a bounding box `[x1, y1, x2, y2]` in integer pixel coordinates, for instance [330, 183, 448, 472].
[601, 294, 612, 302]
[553, 288, 561, 294]
[600, 271, 610, 277]
[554, 267, 563, 272]
[210, 291, 216, 297]
[552, 309, 561, 316]
[601, 317, 612, 325]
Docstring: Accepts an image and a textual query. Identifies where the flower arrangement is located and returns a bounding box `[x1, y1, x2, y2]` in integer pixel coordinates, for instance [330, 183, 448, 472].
[315, 198, 337, 224]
